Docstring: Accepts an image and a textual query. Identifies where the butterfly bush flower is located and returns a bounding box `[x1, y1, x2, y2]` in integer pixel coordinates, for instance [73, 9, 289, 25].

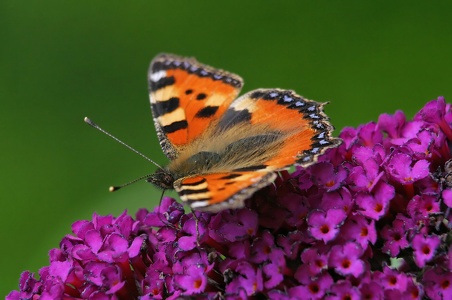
[8, 96, 452, 299]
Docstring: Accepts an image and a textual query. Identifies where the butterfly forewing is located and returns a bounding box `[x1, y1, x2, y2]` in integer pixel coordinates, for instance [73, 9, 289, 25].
[148, 54, 243, 159]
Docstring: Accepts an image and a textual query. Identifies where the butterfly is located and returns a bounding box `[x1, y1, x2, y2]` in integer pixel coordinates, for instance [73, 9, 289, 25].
[145, 54, 341, 212]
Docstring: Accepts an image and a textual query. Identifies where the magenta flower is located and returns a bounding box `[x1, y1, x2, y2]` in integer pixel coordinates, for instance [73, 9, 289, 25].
[380, 216, 410, 256]
[328, 242, 365, 277]
[355, 181, 394, 219]
[376, 266, 409, 291]
[8, 96, 452, 299]
[412, 234, 441, 268]
[310, 162, 348, 191]
[308, 208, 347, 243]
[386, 152, 430, 184]
[291, 272, 333, 299]
[339, 213, 377, 249]
[325, 281, 361, 300]
[300, 247, 328, 276]
[423, 268, 452, 300]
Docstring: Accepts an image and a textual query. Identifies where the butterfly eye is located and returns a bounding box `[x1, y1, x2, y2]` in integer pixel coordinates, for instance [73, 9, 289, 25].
[146, 169, 174, 190]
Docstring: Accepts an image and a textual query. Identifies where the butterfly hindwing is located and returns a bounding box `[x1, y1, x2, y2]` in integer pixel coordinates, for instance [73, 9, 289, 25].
[148, 54, 243, 159]
[174, 172, 277, 212]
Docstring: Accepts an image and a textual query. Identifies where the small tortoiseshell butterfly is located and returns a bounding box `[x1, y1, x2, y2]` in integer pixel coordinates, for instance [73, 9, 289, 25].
[144, 54, 341, 212]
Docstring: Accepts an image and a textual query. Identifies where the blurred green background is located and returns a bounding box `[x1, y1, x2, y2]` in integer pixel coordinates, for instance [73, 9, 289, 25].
[2, 1, 452, 296]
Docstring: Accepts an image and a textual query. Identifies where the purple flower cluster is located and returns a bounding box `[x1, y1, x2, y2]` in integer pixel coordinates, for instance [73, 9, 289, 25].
[8, 97, 452, 299]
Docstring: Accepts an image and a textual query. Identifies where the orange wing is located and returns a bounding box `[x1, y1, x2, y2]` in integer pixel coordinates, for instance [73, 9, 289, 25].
[213, 89, 342, 170]
[148, 54, 243, 159]
[174, 172, 276, 212]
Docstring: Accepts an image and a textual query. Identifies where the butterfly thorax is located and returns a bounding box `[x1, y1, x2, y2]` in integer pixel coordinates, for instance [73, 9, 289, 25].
[165, 123, 288, 179]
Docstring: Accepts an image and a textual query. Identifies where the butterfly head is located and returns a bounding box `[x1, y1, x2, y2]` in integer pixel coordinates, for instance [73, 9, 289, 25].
[146, 168, 174, 190]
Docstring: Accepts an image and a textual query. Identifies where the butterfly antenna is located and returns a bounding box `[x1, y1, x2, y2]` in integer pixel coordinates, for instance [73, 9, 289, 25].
[84, 117, 163, 170]
[109, 173, 154, 192]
